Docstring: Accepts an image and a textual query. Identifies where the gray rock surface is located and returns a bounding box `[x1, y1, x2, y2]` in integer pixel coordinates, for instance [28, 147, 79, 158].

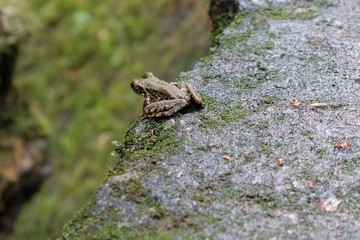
[62, 0, 360, 239]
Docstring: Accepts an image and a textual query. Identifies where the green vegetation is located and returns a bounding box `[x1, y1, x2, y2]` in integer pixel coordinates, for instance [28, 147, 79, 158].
[201, 94, 218, 111]
[209, 0, 239, 44]
[265, 7, 317, 21]
[313, 0, 328, 7]
[62, 173, 202, 239]
[9, 0, 209, 239]
[198, 113, 223, 129]
[213, 5, 317, 52]
[63, 206, 197, 240]
[222, 67, 279, 96]
[62, 196, 180, 240]
[64, 223, 185, 240]
[315, 148, 327, 159]
[220, 104, 248, 122]
[259, 142, 272, 155]
[113, 118, 183, 163]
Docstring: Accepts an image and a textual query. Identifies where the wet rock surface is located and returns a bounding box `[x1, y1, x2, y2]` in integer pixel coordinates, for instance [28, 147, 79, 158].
[62, 0, 360, 239]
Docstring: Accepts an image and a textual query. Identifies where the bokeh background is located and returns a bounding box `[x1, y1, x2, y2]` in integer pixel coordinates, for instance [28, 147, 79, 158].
[0, 0, 210, 239]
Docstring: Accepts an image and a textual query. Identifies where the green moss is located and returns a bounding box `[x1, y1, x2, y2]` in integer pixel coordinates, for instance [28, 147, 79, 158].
[61, 201, 96, 240]
[225, 76, 260, 95]
[88, 225, 139, 240]
[64, 220, 187, 240]
[340, 158, 358, 175]
[273, 113, 285, 122]
[253, 40, 274, 56]
[220, 104, 248, 122]
[265, 8, 289, 20]
[229, 11, 246, 27]
[258, 197, 278, 211]
[209, 0, 240, 44]
[196, 146, 209, 152]
[250, 97, 282, 114]
[199, 114, 223, 129]
[114, 118, 182, 161]
[226, 188, 238, 199]
[216, 5, 318, 53]
[62, 174, 182, 239]
[236, 220, 245, 227]
[312, 0, 328, 7]
[201, 94, 219, 111]
[301, 130, 314, 139]
[221, 32, 273, 57]
[220, 30, 252, 50]
[315, 148, 327, 159]
[259, 142, 271, 155]
[223, 66, 279, 96]
[264, 7, 317, 21]
[206, 216, 223, 225]
[213, 8, 273, 52]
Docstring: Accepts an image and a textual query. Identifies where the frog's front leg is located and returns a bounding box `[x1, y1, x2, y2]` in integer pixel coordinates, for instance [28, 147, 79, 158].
[143, 99, 188, 117]
[143, 95, 152, 108]
[143, 94, 162, 108]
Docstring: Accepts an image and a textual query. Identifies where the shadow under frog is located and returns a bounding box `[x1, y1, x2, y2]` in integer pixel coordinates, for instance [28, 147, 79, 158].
[131, 72, 203, 117]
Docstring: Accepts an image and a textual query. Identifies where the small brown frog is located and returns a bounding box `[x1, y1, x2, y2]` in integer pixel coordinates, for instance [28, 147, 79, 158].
[131, 72, 203, 117]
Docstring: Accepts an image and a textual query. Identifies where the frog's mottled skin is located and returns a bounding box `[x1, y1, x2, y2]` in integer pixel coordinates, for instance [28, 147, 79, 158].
[131, 72, 203, 117]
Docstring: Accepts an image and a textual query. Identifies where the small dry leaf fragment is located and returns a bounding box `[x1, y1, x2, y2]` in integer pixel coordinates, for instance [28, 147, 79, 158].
[177, 171, 184, 178]
[208, 143, 217, 148]
[309, 102, 327, 108]
[317, 198, 342, 212]
[306, 181, 314, 189]
[223, 155, 231, 161]
[276, 158, 285, 167]
[290, 98, 301, 107]
[147, 129, 155, 137]
[336, 140, 351, 150]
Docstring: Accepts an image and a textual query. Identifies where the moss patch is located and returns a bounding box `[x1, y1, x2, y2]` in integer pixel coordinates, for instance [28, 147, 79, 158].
[220, 104, 248, 122]
[62, 211, 189, 240]
[265, 7, 317, 21]
[215, 5, 317, 52]
[114, 118, 182, 161]
[198, 113, 223, 129]
[209, 0, 240, 44]
[222, 65, 279, 95]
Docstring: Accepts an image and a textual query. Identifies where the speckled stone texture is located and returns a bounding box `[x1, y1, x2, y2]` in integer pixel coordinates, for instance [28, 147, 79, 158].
[62, 0, 360, 239]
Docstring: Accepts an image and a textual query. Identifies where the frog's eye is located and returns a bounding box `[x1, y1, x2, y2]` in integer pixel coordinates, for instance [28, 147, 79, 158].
[142, 72, 153, 79]
[131, 81, 145, 94]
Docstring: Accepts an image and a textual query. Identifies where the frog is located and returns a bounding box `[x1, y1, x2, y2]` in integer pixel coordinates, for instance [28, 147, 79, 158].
[131, 72, 203, 117]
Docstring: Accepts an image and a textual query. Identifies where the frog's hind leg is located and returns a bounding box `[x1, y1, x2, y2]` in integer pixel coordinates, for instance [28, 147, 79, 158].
[144, 99, 187, 117]
[185, 83, 203, 105]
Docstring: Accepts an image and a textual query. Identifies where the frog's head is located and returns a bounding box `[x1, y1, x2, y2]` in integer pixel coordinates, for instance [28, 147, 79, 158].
[131, 79, 146, 96]
[131, 72, 155, 95]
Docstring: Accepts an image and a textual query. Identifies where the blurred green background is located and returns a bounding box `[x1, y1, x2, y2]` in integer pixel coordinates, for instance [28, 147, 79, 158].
[7, 0, 210, 239]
